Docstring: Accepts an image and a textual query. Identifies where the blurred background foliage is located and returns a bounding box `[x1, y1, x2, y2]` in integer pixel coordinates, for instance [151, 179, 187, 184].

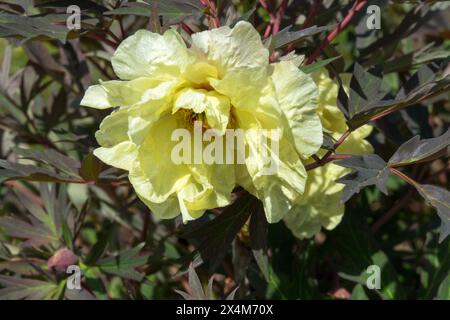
[0, 0, 449, 300]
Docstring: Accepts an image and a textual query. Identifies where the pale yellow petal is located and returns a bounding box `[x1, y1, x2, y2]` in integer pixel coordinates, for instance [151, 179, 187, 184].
[111, 28, 191, 80]
[93, 142, 138, 171]
[173, 88, 231, 134]
[81, 77, 182, 110]
[191, 21, 269, 77]
[271, 61, 322, 158]
[237, 128, 307, 223]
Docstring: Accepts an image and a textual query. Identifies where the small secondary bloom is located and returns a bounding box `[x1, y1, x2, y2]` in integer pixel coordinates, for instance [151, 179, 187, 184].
[283, 70, 373, 239]
[81, 22, 323, 223]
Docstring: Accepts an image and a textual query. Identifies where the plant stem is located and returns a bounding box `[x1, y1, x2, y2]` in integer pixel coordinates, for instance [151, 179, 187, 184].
[119, 17, 125, 39]
[141, 210, 150, 242]
[259, 0, 276, 38]
[88, 33, 118, 49]
[306, 129, 352, 171]
[390, 167, 418, 188]
[272, 0, 288, 35]
[179, 21, 194, 35]
[201, 0, 220, 28]
[323, 129, 351, 159]
[305, 0, 368, 65]
[260, 0, 287, 38]
[305, 153, 352, 171]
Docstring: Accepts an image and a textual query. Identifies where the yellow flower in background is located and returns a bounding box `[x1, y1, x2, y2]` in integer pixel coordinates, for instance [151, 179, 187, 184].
[81, 22, 323, 223]
[284, 70, 373, 239]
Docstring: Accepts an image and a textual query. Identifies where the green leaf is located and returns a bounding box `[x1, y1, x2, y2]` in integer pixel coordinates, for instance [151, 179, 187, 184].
[383, 48, 450, 74]
[96, 243, 148, 281]
[1, 183, 75, 248]
[415, 184, 450, 243]
[249, 205, 269, 282]
[0, 216, 57, 248]
[85, 223, 115, 266]
[336, 154, 390, 202]
[0, 12, 69, 43]
[64, 287, 97, 300]
[388, 129, 450, 167]
[328, 210, 406, 299]
[347, 60, 450, 130]
[183, 193, 255, 273]
[274, 25, 328, 49]
[36, 0, 108, 13]
[418, 236, 449, 299]
[348, 63, 391, 119]
[299, 56, 341, 74]
[79, 151, 103, 182]
[360, 3, 437, 59]
[104, 1, 203, 23]
[174, 263, 233, 300]
[104, 3, 154, 17]
[0, 275, 60, 300]
[350, 284, 369, 300]
[230, 8, 255, 27]
[0, 243, 11, 260]
[15, 148, 81, 176]
[61, 219, 73, 250]
[0, 160, 80, 183]
[0, 148, 83, 183]
[436, 274, 450, 299]
[187, 263, 205, 299]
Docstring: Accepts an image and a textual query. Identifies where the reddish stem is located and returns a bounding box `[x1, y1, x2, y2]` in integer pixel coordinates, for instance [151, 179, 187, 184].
[106, 29, 121, 43]
[272, 0, 288, 35]
[305, 0, 368, 65]
[201, 0, 220, 28]
[322, 129, 351, 159]
[259, 0, 276, 38]
[179, 21, 194, 35]
[5, 181, 44, 207]
[305, 129, 351, 171]
[264, 24, 272, 38]
[109, 181, 131, 187]
[390, 167, 418, 188]
[260, 0, 287, 38]
[88, 33, 118, 49]
[305, 153, 352, 171]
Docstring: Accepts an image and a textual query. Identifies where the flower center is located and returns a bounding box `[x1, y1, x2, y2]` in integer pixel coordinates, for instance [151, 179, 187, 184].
[175, 109, 211, 130]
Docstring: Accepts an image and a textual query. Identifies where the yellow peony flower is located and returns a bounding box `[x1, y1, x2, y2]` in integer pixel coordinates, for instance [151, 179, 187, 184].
[284, 70, 373, 239]
[81, 22, 323, 223]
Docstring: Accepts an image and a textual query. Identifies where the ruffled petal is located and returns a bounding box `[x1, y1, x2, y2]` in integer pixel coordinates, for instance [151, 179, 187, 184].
[173, 88, 231, 134]
[176, 164, 234, 223]
[312, 70, 348, 133]
[284, 163, 347, 239]
[111, 29, 191, 80]
[191, 21, 269, 76]
[129, 113, 235, 221]
[284, 69, 373, 239]
[95, 108, 129, 147]
[284, 191, 344, 239]
[236, 127, 307, 223]
[94, 142, 138, 172]
[271, 61, 322, 158]
[132, 114, 191, 203]
[80, 77, 182, 109]
[82, 23, 332, 227]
